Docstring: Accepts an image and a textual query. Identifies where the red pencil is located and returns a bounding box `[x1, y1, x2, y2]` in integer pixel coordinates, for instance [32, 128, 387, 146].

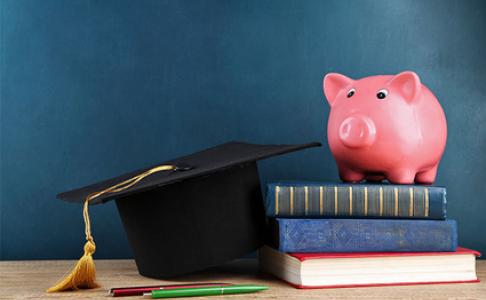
[109, 283, 231, 297]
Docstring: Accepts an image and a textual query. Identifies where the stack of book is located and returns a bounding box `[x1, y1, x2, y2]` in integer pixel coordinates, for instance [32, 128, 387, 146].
[259, 182, 479, 288]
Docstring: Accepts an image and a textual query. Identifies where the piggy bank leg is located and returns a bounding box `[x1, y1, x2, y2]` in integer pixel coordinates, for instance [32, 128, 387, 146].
[386, 169, 416, 184]
[415, 165, 438, 184]
[338, 165, 365, 183]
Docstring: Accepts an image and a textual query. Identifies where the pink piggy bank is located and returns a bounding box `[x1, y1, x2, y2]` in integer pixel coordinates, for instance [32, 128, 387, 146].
[323, 71, 447, 184]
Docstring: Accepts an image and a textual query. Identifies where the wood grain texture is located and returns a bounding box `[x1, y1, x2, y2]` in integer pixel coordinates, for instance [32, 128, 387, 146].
[0, 259, 485, 300]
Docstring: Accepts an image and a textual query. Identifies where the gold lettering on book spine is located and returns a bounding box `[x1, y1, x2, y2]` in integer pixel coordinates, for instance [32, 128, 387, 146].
[290, 187, 294, 215]
[424, 188, 429, 217]
[304, 186, 309, 216]
[319, 187, 324, 215]
[364, 187, 368, 216]
[409, 187, 414, 217]
[349, 186, 353, 215]
[334, 186, 338, 216]
[379, 187, 383, 216]
[275, 186, 280, 215]
[394, 187, 399, 217]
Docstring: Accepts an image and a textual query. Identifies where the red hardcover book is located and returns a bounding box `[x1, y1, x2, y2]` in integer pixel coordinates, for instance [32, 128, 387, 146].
[259, 246, 480, 289]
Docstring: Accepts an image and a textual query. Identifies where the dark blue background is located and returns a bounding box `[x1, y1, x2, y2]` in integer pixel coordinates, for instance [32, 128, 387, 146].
[1, 0, 485, 259]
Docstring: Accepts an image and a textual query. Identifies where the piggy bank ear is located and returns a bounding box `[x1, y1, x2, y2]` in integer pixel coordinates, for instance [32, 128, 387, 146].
[388, 71, 421, 103]
[323, 73, 353, 106]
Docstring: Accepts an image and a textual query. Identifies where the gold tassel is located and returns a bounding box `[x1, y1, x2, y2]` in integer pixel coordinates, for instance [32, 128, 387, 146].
[47, 164, 176, 292]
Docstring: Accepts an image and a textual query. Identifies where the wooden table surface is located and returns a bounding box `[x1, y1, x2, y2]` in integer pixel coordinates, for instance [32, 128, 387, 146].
[0, 259, 485, 300]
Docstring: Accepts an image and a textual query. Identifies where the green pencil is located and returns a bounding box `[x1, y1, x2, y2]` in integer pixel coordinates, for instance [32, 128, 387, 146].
[144, 284, 268, 298]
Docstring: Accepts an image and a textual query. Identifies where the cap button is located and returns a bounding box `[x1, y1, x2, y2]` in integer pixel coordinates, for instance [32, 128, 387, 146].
[174, 164, 194, 171]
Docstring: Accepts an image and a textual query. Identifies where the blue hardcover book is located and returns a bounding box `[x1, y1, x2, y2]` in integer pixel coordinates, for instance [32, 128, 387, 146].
[265, 182, 446, 219]
[270, 218, 457, 252]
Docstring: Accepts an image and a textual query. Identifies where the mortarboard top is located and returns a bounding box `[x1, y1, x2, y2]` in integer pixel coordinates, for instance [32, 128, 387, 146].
[56, 141, 320, 280]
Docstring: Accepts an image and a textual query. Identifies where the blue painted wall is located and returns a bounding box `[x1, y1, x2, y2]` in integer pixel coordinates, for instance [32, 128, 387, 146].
[1, 0, 485, 259]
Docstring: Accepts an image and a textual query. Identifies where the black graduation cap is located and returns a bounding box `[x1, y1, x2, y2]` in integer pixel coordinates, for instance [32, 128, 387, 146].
[55, 141, 320, 283]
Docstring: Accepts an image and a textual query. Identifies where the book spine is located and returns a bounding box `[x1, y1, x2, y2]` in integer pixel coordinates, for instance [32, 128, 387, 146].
[275, 218, 457, 252]
[265, 183, 446, 219]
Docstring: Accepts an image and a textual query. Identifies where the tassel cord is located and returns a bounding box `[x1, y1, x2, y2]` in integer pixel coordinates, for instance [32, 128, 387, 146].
[47, 165, 175, 292]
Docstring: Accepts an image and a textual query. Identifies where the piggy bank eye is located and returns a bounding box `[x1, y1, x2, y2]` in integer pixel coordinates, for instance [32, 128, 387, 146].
[347, 88, 356, 98]
[376, 89, 388, 99]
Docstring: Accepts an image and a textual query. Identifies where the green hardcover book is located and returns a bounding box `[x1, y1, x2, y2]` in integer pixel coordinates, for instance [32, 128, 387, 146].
[265, 182, 446, 219]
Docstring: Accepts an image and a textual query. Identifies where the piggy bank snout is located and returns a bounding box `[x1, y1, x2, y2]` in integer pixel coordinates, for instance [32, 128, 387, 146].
[338, 116, 376, 148]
